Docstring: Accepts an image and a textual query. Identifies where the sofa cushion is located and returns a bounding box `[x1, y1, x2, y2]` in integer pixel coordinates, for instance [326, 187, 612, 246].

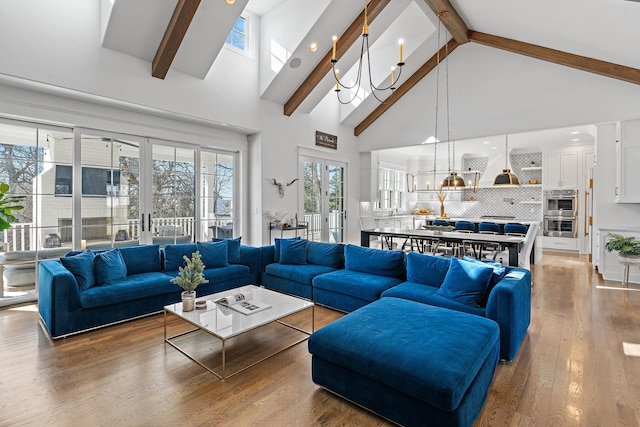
[406, 252, 451, 286]
[274, 237, 301, 262]
[279, 239, 307, 265]
[308, 297, 500, 412]
[119, 244, 161, 275]
[197, 240, 229, 268]
[306, 241, 344, 268]
[265, 263, 336, 285]
[212, 236, 241, 264]
[164, 264, 251, 285]
[436, 257, 493, 307]
[79, 272, 174, 308]
[94, 249, 127, 286]
[60, 251, 96, 291]
[344, 244, 405, 279]
[381, 280, 439, 301]
[313, 269, 404, 302]
[164, 243, 198, 271]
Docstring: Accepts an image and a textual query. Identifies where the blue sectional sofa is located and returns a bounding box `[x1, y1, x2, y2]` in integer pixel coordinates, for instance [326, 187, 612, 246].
[38, 241, 261, 338]
[262, 240, 531, 361]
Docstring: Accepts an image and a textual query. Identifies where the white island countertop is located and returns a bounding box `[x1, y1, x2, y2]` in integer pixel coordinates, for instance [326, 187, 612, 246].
[374, 215, 540, 225]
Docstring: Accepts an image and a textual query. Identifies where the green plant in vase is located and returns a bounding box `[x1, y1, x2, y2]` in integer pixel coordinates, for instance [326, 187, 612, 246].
[170, 251, 209, 312]
[604, 233, 640, 259]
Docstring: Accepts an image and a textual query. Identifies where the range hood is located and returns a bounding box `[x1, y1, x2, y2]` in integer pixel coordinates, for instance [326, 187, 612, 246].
[478, 152, 507, 187]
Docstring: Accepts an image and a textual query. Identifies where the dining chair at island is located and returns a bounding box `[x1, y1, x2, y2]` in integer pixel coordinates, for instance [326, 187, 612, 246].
[504, 222, 528, 236]
[494, 223, 539, 270]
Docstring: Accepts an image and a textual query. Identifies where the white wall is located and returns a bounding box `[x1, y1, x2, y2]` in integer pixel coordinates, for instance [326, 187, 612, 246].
[0, 0, 360, 245]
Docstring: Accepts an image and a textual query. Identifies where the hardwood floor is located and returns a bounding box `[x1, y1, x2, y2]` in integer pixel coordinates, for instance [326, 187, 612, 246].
[1, 252, 639, 426]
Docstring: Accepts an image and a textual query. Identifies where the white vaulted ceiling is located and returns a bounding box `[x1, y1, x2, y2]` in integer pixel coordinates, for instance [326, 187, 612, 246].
[97, 0, 640, 135]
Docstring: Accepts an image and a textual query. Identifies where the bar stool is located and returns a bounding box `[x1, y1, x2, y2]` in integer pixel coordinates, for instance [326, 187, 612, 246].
[454, 221, 476, 257]
[474, 221, 502, 260]
[504, 222, 528, 236]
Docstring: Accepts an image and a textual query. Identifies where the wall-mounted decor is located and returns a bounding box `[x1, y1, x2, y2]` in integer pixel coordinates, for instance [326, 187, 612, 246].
[316, 131, 337, 150]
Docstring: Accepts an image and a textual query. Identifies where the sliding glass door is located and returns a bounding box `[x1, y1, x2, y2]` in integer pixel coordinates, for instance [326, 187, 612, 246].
[0, 118, 238, 307]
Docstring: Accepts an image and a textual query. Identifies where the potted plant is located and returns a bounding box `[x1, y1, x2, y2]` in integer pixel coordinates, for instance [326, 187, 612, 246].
[0, 183, 25, 251]
[170, 251, 209, 312]
[0, 183, 25, 231]
[604, 233, 640, 261]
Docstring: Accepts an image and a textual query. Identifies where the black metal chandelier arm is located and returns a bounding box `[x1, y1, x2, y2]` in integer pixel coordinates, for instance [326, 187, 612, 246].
[364, 36, 403, 92]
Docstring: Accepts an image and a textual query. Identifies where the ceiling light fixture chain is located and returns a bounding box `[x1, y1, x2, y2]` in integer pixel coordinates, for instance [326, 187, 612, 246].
[331, 1, 405, 105]
[435, 11, 465, 190]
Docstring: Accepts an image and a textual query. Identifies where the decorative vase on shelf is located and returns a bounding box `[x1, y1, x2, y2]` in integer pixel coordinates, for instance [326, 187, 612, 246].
[181, 290, 196, 312]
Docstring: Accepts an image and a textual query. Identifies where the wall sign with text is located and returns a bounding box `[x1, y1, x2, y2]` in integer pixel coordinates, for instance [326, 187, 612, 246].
[315, 131, 337, 150]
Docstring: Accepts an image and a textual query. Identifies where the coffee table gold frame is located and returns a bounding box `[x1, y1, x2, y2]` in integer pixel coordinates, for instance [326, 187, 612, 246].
[164, 291, 314, 381]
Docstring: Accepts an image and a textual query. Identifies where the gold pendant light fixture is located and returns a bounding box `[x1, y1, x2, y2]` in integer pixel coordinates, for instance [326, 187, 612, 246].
[331, 1, 405, 104]
[493, 134, 521, 186]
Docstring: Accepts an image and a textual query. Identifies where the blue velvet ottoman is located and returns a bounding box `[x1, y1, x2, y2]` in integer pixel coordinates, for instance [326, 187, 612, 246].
[308, 297, 500, 427]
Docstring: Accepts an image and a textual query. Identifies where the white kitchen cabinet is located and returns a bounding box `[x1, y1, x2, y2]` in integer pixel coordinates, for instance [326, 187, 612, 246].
[615, 119, 640, 203]
[543, 151, 578, 189]
[543, 236, 578, 251]
[375, 217, 416, 229]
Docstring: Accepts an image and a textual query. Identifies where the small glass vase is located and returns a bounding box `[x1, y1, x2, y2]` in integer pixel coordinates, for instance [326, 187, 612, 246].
[181, 290, 196, 312]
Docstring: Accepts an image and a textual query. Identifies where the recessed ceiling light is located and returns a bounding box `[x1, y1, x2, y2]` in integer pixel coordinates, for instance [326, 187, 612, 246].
[571, 138, 580, 142]
[225, 0, 235, 4]
[483, 141, 490, 144]
[309, 43, 318, 52]
[570, 131, 580, 135]
[491, 146, 497, 150]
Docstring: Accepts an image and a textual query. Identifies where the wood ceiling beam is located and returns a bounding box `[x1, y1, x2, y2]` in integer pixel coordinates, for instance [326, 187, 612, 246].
[152, 0, 201, 80]
[422, 0, 469, 44]
[469, 31, 640, 86]
[355, 38, 459, 137]
[283, 0, 391, 117]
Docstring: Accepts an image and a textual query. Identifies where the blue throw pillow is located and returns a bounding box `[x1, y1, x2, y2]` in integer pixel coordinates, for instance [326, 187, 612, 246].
[462, 257, 507, 306]
[119, 244, 161, 275]
[344, 244, 405, 279]
[406, 252, 451, 286]
[61, 250, 96, 291]
[306, 241, 344, 268]
[164, 243, 198, 271]
[436, 257, 493, 307]
[94, 249, 127, 286]
[212, 236, 241, 264]
[274, 237, 301, 262]
[279, 239, 307, 265]
[197, 240, 229, 268]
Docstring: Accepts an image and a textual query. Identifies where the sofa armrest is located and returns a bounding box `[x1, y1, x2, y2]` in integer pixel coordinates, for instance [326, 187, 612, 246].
[485, 267, 531, 361]
[38, 260, 82, 338]
[238, 245, 261, 283]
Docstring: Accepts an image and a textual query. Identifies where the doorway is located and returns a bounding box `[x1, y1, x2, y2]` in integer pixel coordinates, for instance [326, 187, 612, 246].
[300, 157, 346, 243]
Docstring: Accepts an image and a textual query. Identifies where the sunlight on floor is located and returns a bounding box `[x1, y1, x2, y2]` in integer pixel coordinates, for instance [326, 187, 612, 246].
[623, 342, 640, 357]
[595, 285, 640, 292]
[9, 304, 38, 312]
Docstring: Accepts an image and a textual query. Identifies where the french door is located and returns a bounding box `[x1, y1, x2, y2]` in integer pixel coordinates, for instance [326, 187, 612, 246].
[300, 157, 346, 242]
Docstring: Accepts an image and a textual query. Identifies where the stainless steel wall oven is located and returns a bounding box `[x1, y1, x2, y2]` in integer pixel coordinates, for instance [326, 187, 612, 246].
[543, 190, 577, 237]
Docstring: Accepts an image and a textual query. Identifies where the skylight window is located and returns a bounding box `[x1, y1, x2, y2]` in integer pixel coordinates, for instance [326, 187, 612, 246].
[225, 16, 247, 51]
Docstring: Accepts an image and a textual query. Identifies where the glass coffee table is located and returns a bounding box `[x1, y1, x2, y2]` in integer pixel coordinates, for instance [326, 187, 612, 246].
[164, 285, 314, 380]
